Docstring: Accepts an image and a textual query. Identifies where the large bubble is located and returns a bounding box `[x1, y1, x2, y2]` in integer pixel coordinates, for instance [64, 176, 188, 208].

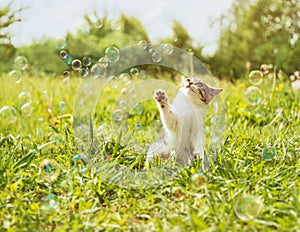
[73, 44, 225, 189]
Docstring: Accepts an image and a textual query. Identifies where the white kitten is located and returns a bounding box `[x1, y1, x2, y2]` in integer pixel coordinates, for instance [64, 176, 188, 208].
[146, 77, 223, 170]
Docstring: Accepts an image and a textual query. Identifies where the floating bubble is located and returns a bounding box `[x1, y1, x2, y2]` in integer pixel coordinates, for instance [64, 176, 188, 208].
[260, 64, 270, 75]
[78, 68, 89, 78]
[119, 73, 131, 82]
[97, 124, 111, 140]
[20, 102, 33, 117]
[148, 48, 156, 55]
[14, 56, 28, 70]
[63, 71, 70, 78]
[139, 70, 147, 79]
[110, 19, 121, 30]
[116, 99, 128, 110]
[234, 196, 263, 221]
[95, 18, 103, 29]
[59, 50, 68, 59]
[71, 59, 82, 71]
[58, 101, 66, 111]
[82, 56, 91, 66]
[0, 106, 17, 124]
[112, 109, 126, 122]
[261, 146, 277, 161]
[160, 44, 174, 55]
[98, 56, 109, 68]
[105, 47, 120, 63]
[151, 51, 162, 63]
[133, 103, 143, 114]
[84, 83, 93, 95]
[64, 55, 72, 65]
[41, 194, 59, 212]
[245, 86, 262, 105]
[91, 63, 106, 78]
[191, 173, 206, 187]
[249, 70, 263, 85]
[138, 40, 148, 49]
[9, 70, 22, 83]
[18, 92, 32, 105]
[130, 67, 139, 77]
[71, 154, 89, 172]
[172, 187, 185, 201]
[40, 159, 60, 182]
[54, 37, 66, 49]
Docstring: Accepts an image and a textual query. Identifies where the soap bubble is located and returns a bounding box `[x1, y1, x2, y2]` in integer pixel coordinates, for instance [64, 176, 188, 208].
[54, 37, 66, 49]
[78, 68, 89, 78]
[63, 71, 70, 78]
[14, 56, 28, 70]
[20, 102, 33, 116]
[95, 18, 103, 29]
[18, 92, 32, 105]
[97, 124, 111, 140]
[119, 73, 131, 82]
[138, 40, 148, 49]
[71, 154, 89, 172]
[260, 64, 270, 75]
[59, 50, 68, 59]
[98, 56, 109, 68]
[9, 70, 22, 83]
[191, 173, 206, 187]
[151, 51, 162, 63]
[71, 59, 82, 71]
[64, 55, 72, 65]
[41, 194, 59, 212]
[172, 187, 185, 201]
[110, 19, 122, 30]
[245, 86, 262, 105]
[261, 146, 277, 161]
[91, 63, 106, 78]
[249, 70, 263, 85]
[234, 196, 263, 221]
[0, 106, 17, 124]
[133, 103, 143, 114]
[84, 83, 93, 95]
[40, 159, 60, 182]
[139, 70, 147, 79]
[82, 56, 91, 66]
[105, 47, 120, 63]
[58, 101, 66, 111]
[112, 109, 126, 122]
[160, 44, 174, 55]
[148, 48, 156, 55]
[130, 67, 139, 77]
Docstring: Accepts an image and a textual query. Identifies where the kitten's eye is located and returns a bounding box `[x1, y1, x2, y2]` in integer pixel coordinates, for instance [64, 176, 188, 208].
[186, 78, 190, 82]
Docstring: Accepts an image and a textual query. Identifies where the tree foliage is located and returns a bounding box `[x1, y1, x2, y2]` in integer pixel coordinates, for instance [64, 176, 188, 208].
[211, 0, 300, 79]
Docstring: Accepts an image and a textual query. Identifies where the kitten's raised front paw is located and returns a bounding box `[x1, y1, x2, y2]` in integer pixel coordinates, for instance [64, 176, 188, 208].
[154, 89, 168, 108]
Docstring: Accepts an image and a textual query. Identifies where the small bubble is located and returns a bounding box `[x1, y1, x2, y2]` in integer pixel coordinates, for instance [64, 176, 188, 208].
[95, 18, 103, 29]
[82, 56, 91, 66]
[40, 159, 60, 182]
[91, 63, 106, 78]
[98, 56, 109, 68]
[148, 48, 156, 55]
[160, 44, 174, 55]
[172, 187, 185, 201]
[63, 71, 70, 78]
[245, 86, 262, 105]
[58, 101, 66, 111]
[234, 196, 263, 221]
[138, 40, 148, 49]
[110, 19, 121, 30]
[105, 46, 120, 63]
[18, 92, 32, 105]
[261, 146, 277, 161]
[151, 51, 162, 63]
[139, 70, 147, 79]
[9, 70, 22, 83]
[191, 173, 206, 187]
[76, 124, 89, 137]
[71, 59, 82, 71]
[260, 64, 270, 75]
[112, 109, 126, 122]
[130, 67, 139, 77]
[20, 102, 33, 117]
[41, 194, 59, 212]
[54, 37, 66, 49]
[78, 68, 89, 78]
[14, 56, 28, 70]
[119, 73, 131, 82]
[0, 106, 17, 124]
[64, 55, 72, 65]
[71, 154, 89, 172]
[59, 50, 68, 59]
[133, 103, 143, 115]
[84, 83, 93, 95]
[97, 124, 111, 139]
[249, 70, 263, 85]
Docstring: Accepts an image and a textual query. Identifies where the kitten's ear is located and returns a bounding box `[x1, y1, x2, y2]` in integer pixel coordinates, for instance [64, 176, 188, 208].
[203, 86, 223, 104]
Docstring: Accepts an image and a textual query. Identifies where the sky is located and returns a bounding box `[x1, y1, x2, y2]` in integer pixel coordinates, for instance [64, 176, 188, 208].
[1, 0, 234, 55]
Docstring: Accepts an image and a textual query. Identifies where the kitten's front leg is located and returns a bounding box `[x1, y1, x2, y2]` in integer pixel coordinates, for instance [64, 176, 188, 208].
[154, 89, 179, 133]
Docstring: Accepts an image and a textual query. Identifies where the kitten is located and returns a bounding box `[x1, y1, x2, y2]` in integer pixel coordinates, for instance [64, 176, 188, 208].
[146, 77, 223, 170]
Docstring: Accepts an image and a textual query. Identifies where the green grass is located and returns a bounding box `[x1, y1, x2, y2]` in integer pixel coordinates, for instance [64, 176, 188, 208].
[0, 72, 299, 231]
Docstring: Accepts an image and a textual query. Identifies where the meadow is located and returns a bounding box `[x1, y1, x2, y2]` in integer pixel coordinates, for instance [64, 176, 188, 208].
[0, 68, 299, 232]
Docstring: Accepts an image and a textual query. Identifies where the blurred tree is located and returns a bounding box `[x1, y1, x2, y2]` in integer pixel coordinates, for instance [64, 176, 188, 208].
[210, 0, 300, 79]
[0, 1, 22, 73]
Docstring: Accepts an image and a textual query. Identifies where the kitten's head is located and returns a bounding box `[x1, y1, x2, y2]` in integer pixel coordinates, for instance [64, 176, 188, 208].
[180, 77, 223, 105]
